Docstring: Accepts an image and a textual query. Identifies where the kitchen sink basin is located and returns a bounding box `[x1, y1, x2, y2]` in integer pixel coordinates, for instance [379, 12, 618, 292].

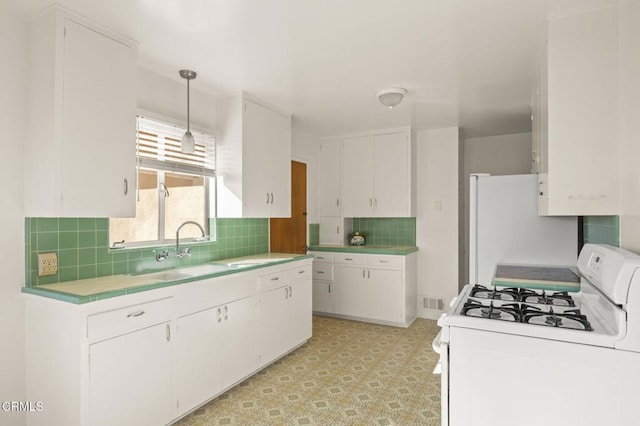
[226, 258, 291, 268]
[143, 270, 196, 281]
[180, 264, 230, 275]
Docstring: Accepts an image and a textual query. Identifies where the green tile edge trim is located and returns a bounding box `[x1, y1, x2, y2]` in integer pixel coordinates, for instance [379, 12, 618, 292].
[308, 245, 418, 255]
[21, 255, 313, 304]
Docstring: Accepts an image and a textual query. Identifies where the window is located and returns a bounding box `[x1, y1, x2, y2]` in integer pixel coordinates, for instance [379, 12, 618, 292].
[109, 116, 215, 247]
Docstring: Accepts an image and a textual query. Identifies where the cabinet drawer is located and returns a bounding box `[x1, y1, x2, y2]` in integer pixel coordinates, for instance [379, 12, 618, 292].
[312, 262, 333, 281]
[87, 297, 173, 343]
[291, 264, 312, 280]
[311, 252, 332, 263]
[368, 255, 403, 269]
[259, 269, 291, 292]
[333, 253, 367, 266]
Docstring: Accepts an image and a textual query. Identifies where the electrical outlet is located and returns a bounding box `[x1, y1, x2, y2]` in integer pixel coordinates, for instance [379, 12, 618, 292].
[38, 252, 58, 276]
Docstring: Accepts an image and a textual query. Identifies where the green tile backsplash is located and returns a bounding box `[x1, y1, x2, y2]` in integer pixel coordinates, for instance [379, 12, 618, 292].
[309, 223, 319, 246]
[583, 216, 619, 247]
[25, 217, 269, 287]
[351, 218, 416, 246]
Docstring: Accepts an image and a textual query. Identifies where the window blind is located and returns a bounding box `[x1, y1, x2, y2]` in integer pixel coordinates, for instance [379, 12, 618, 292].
[137, 116, 215, 177]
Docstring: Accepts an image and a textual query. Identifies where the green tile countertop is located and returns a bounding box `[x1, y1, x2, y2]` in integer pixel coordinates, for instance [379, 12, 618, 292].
[308, 245, 418, 255]
[22, 253, 312, 304]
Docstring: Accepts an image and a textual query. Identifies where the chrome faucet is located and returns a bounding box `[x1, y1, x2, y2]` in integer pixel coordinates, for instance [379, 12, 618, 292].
[175, 221, 206, 259]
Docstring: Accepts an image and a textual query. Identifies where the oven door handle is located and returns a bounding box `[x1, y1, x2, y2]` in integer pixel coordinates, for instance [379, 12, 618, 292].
[432, 330, 445, 374]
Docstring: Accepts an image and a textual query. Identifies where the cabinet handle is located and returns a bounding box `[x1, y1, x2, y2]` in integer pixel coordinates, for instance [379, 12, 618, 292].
[166, 324, 171, 342]
[271, 276, 280, 281]
[224, 305, 228, 321]
[217, 307, 222, 323]
[380, 260, 389, 263]
[370, 198, 373, 207]
[336, 198, 340, 207]
[288, 286, 293, 298]
[266, 192, 270, 204]
[363, 269, 365, 278]
[368, 270, 370, 279]
[126, 310, 145, 318]
[298, 270, 305, 274]
[336, 226, 339, 234]
[124, 178, 129, 195]
[328, 284, 332, 293]
[345, 258, 353, 261]
[317, 270, 325, 274]
[284, 287, 289, 300]
[270, 193, 274, 204]
[374, 198, 378, 207]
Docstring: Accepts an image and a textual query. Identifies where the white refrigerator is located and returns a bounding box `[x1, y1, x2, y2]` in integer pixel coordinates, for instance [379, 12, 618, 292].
[469, 173, 578, 286]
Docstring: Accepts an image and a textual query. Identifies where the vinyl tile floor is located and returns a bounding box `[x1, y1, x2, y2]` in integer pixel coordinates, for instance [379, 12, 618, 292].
[173, 315, 441, 426]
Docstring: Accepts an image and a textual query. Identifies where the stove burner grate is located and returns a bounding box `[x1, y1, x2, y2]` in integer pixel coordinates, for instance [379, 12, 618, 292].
[461, 299, 593, 331]
[470, 285, 576, 306]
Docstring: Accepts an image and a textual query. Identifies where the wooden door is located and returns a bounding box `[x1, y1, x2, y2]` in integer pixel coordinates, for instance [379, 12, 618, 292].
[270, 161, 307, 253]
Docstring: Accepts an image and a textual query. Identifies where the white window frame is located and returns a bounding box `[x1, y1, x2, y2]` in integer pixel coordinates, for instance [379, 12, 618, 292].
[109, 110, 216, 249]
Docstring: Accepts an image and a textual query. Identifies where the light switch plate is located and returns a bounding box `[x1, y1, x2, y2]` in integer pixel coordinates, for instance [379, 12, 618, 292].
[37, 252, 58, 276]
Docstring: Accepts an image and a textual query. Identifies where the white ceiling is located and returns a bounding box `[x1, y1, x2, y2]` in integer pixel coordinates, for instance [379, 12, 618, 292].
[4, 0, 555, 138]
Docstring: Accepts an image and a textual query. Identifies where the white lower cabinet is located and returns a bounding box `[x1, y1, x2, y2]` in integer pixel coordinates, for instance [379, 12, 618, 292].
[311, 251, 417, 327]
[258, 265, 312, 367]
[24, 258, 312, 426]
[175, 295, 256, 416]
[89, 322, 173, 426]
[175, 307, 223, 416]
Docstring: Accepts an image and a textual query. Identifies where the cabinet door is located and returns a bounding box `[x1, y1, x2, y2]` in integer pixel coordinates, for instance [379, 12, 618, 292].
[334, 266, 369, 318]
[544, 6, 618, 215]
[221, 296, 258, 389]
[312, 281, 334, 313]
[243, 99, 291, 218]
[175, 308, 223, 416]
[61, 19, 136, 217]
[373, 133, 410, 217]
[342, 136, 374, 217]
[89, 323, 172, 426]
[243, 99, 274, 217]
[287, 275, 312, 349]
[318, 139, 342, 216]
[266, 110, 292, 218]
[319, 216, 344, 245]
[367, 269, 403, 323]
[258, 285, 290, 367]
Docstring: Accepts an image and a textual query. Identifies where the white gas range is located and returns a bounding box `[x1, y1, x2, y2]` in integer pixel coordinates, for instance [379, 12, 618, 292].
[433, 244, 640, 426]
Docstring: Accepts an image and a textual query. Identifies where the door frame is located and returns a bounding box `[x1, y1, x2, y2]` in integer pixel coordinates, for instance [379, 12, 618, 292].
[268, 156, 310, 251]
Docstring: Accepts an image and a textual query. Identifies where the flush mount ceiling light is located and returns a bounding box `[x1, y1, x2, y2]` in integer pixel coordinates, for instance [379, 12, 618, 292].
[179, 69, 197, 153]
[376, 87, 407, 109]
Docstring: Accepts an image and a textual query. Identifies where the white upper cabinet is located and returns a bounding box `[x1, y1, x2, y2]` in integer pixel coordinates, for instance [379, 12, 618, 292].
[535, 4, 619, 215]
[342, 130, 415, 217]
[25, 6, 137, 217]
[318, 139, 342, 216]
[216, 93, 292, 218]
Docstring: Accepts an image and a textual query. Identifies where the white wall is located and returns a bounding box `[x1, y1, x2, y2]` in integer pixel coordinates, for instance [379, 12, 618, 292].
[461, 132, 532, 287]
[619, 0, 640, 252]
[137, 67, 217, 132]
[416, 128, 460, 319]
[0, 13, 27, 426]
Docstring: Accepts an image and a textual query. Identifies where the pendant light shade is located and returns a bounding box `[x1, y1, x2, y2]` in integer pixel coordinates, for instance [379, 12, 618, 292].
[179, 69, 197, 153]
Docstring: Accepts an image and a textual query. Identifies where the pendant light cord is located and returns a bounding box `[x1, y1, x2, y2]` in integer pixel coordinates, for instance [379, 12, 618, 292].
[186, 78, 191, 133]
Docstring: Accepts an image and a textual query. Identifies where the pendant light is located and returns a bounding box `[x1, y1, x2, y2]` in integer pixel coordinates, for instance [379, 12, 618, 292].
[179, 69, 197, 153]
